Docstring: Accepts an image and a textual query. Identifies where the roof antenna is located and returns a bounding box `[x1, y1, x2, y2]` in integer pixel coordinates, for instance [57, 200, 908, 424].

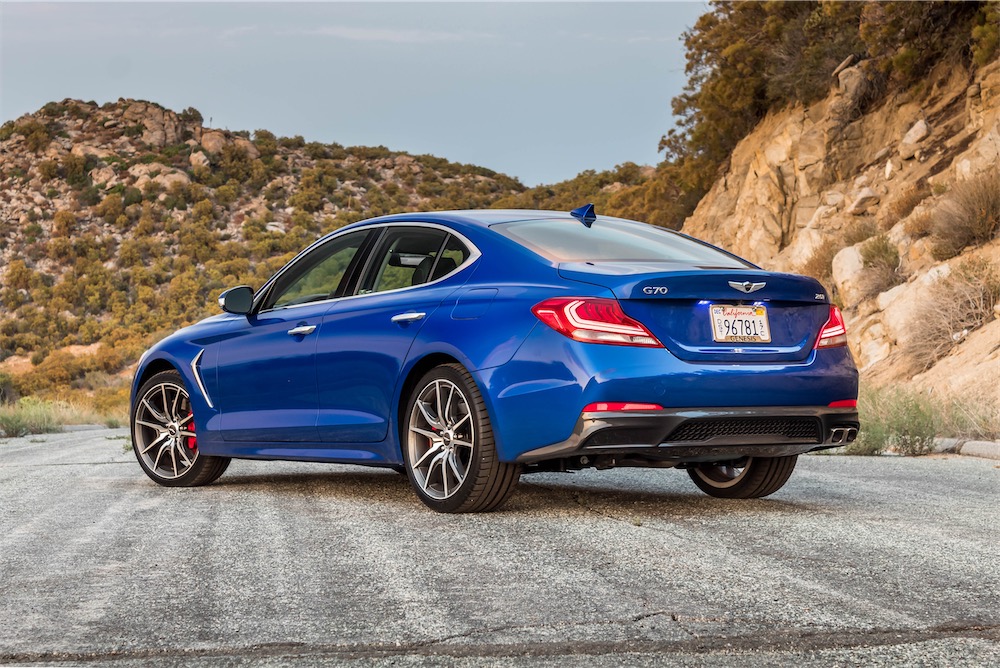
[570, 203, 596, 227]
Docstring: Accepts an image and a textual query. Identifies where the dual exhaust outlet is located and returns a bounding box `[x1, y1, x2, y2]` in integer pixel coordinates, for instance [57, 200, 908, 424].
[829, 426, 858, 445]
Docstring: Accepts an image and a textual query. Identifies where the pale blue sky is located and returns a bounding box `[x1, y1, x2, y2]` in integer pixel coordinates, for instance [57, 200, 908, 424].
[1, 2, 707, 186]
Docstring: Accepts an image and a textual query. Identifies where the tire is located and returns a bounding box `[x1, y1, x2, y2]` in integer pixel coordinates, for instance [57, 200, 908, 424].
[131, 369, 231, 487]
[403, 364, 520, 513]
[687, 455, 797, 499]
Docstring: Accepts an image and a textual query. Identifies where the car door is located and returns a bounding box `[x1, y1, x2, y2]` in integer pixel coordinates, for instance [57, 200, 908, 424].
[216, 229, 374, 442]
[315, 226, 474, 443]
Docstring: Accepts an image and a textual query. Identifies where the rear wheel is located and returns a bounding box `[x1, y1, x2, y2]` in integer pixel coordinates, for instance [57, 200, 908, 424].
[131, 370, 230, 487]
[403, 364, 520, 513]
[687, 455, 797, 499]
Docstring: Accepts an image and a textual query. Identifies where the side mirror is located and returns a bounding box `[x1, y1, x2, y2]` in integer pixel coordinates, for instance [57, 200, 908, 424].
[218, 286, 254, 315]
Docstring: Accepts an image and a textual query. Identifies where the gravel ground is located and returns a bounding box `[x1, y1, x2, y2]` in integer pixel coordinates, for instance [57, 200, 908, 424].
[1, 429, 998, 666]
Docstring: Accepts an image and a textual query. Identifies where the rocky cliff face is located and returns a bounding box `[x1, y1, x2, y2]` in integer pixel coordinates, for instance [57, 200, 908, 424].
[682, 60, 1000, 400]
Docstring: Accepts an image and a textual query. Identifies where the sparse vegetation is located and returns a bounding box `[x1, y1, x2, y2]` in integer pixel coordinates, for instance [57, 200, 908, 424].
[800, 240, 841, 290]
[848, 386, 937, 456]
[858, 234, 904, 298]
[0, 395, 123, 438]
[847, 384, 999, 456]
[903, 259, 1000, 369]
[904, 210, 934, 239]
[885, 182, 931, 229]
[930, 172, 1000, 260]
[0, 397, 62, 437]
[843, 219, 879, 246]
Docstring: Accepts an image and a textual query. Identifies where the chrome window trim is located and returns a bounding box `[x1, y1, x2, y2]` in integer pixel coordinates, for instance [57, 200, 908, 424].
[255, 222, 481, 315]
[190, 349, 214, 409]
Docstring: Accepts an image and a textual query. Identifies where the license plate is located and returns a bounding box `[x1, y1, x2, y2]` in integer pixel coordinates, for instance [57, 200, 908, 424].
[710, 304, 771, 343]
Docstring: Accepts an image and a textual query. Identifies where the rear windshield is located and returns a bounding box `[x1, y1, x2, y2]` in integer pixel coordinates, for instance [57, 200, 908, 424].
[494, 218, 751, 267]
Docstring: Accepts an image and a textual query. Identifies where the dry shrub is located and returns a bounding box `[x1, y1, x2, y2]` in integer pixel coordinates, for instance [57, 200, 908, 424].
[931, 171, 1000, 260]
[800, 241, 841, 286]
[858, 234, 904, 298]
[904, 210, 934, 238]
[843, 218, 879, 246]
[903, 259, 1000, 369]
[885, 182, 931, 230]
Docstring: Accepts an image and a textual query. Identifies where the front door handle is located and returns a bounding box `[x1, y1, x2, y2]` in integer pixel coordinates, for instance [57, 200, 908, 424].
[287, 325, 317, 336]
[390, 312, 426, 324]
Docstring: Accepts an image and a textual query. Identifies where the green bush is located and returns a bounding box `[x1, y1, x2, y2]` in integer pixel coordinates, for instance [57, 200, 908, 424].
[848, 387, 936, 456]
[18, 121, 52, 152]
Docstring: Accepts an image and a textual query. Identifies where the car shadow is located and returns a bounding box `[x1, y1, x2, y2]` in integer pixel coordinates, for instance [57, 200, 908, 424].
[200, 465, 808, 517]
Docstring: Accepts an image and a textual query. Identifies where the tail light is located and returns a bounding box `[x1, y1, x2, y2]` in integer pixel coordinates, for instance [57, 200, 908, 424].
[532, 297, 662, 347]
[815, 306, 848, 349]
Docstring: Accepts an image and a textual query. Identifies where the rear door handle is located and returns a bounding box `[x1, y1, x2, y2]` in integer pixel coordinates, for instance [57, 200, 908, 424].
[287, 325, 317, 336]
[390, 312, 426, 324]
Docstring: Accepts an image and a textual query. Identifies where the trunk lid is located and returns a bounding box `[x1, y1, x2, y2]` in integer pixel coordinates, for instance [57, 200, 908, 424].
[559, 262, 831, 363]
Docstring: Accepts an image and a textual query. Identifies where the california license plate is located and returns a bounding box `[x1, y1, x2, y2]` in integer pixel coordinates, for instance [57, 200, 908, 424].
[710, 304, 771, 343]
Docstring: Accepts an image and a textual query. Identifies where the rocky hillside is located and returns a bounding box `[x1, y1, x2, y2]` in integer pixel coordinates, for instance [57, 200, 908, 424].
[0, 99, 523, 395]
[682, 59, 1000, 401]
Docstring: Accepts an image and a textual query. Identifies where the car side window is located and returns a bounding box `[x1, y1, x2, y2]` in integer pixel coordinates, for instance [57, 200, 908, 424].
[359, 227, 448, 295]
[430, 235, 470, 281]
[264, 230, 369, 310]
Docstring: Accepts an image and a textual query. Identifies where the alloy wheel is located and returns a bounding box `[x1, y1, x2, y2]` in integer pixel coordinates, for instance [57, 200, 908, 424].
[133, 381, 199, 480]
[406, 378, 474, 500]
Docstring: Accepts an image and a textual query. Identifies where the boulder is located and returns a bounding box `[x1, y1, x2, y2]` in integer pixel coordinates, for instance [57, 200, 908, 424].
[121, 101, 184, 148]
[879, 264, 952, 347]
[200, 130, 227, 154]
[822, 190, 845, 208]
[856, 320, 892, 371]
[154, 171, 190, 190]
[189, 151, 210, 169]
[233, 137, 260, 160]
[70, 143, 114, 159]
[832, 245, 865, 304]
[902, 119, 930, 145]
[88, 166, 117, 187]
[847, 187, 880, 215]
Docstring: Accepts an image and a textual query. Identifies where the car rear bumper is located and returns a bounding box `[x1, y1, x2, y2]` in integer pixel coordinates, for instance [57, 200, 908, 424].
[515, 406, 860, 464]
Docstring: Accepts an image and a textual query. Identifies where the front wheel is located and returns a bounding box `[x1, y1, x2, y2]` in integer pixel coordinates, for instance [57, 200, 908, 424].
[687, 455, 797, 499]
[131, 370, 230, 487]
[403, 364, 520, 513]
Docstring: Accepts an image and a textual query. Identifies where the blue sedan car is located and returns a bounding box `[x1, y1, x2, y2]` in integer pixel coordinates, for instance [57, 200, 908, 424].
[130, 206, 859, 512]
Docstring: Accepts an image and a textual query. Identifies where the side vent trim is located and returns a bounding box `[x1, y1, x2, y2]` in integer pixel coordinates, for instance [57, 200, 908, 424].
[190, 349, 214, 409]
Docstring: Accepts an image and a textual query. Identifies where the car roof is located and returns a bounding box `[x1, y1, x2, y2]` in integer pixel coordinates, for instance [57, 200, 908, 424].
[358, 209, 580, 228]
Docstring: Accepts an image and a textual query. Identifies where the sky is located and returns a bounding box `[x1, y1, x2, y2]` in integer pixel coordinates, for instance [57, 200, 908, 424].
[1, 1, 707, 186]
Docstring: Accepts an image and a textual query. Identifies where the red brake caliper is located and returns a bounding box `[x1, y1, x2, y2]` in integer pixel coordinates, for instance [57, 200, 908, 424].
[186, 412, 197, 451]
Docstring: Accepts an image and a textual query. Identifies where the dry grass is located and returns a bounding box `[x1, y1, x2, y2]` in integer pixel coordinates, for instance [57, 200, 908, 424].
[857, 234, 905, 298]
[846, 386, 998, 456]
[903, 259, 1000, 370]
[798, 220, 879, 293]
[800, 240, 840, 287]
[904, 210, 934, 238]
[931, 171, 1000, 260]
[843, 218, 879, 246]
[0, 397, 122, 438]
[884, 182, 931, 231]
